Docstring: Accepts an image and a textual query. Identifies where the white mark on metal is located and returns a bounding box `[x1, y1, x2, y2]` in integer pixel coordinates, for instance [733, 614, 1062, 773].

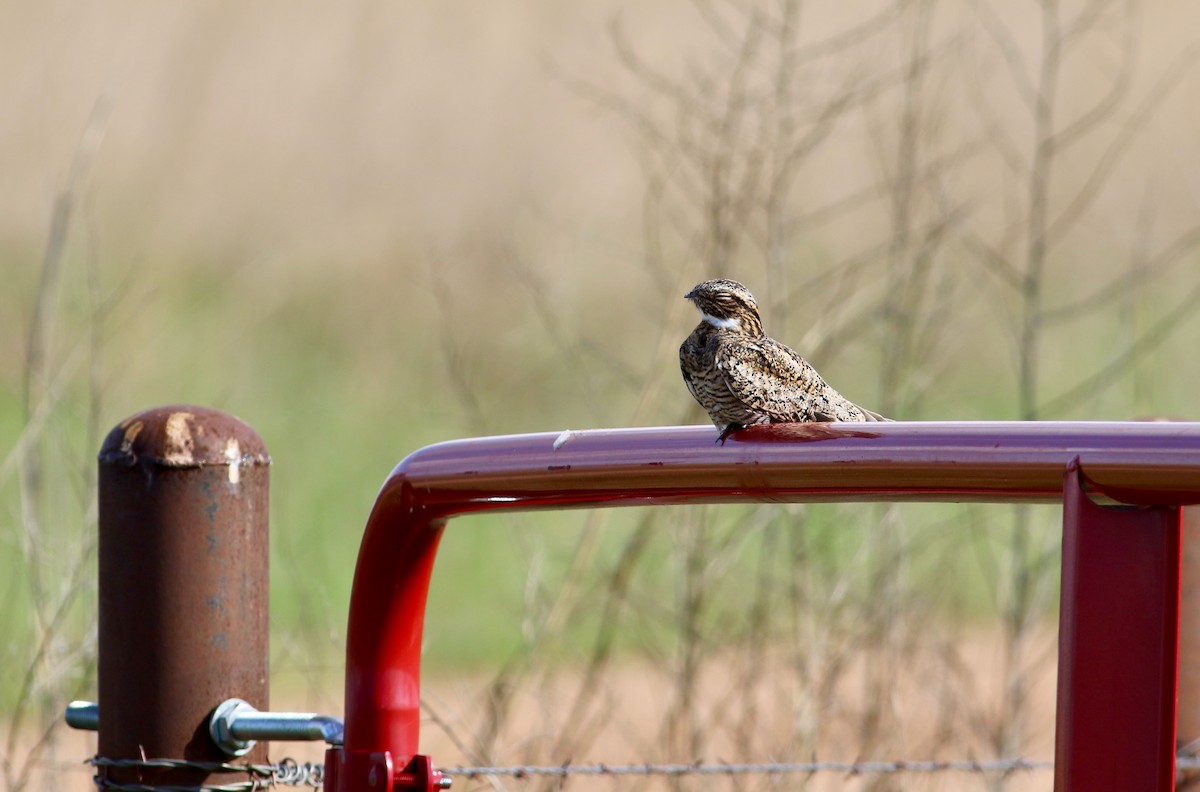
[163, 412, 196, 466]
[120, 420, 144, 456]
[553, 430, 576, 450]
[225, 438, 241, 484]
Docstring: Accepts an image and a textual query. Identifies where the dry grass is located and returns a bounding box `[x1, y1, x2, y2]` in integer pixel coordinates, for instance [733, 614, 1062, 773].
[4, 2, 1200, 790]
[4, 623, 1060, 792]
[415, 626, 1059, 792]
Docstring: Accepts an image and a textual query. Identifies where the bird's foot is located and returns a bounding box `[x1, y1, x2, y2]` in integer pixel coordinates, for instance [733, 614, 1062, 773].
[716, 424, 745, 445]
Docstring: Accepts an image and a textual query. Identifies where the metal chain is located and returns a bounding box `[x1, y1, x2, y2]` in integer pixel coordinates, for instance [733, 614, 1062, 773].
[269, 759, 324, 787]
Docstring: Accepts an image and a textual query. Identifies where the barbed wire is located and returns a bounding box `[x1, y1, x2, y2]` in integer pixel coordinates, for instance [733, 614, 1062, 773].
[448, 755, 1200, 778]
[444, 758, 1054, 779]
[83, 753, 1200, 788]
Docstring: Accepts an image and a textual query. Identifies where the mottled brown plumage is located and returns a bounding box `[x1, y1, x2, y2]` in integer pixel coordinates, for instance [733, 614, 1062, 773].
[680, 279, 888, 441]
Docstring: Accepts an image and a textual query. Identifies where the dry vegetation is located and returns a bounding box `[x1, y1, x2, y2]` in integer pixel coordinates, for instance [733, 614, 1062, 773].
[4, 1, 1200, 790]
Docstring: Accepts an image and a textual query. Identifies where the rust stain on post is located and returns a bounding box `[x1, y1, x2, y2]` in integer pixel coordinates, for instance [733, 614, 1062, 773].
[98, 405, 270, 788]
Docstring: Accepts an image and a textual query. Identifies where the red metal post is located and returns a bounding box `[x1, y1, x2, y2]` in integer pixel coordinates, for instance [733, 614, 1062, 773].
[1180, 506, 1200, 776]
[1054, 458, 1182, 792]
[338, 482, 446, 789]
[98, 406, 271, 788]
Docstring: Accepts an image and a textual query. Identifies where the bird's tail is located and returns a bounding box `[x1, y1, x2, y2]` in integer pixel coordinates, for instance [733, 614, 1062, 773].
[859, 406, 892, 422]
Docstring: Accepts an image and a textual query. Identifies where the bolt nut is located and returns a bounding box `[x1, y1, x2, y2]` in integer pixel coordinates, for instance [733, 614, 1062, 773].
[209, 698, 258, 757]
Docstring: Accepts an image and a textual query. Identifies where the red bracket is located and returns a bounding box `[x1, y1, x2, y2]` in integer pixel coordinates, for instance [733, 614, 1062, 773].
[394, 755, 449, 791]
[324, 748, 448, 792]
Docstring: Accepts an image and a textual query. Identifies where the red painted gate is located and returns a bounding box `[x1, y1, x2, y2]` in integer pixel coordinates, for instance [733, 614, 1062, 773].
[328, 421, 1200, 792]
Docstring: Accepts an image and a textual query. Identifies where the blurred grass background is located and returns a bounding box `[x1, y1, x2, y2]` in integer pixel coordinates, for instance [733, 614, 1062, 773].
[4, 1, 1200, 789]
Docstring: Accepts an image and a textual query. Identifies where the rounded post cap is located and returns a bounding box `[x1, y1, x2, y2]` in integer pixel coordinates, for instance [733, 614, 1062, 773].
[99, 405, 270, 469]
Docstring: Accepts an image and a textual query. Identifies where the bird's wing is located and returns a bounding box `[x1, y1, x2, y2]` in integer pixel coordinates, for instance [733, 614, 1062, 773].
[679, 342, 703, 401]
[716, 337, 838, 422]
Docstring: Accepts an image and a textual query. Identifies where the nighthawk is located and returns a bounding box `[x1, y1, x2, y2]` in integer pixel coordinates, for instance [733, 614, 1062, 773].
[680, 278, 888, 441]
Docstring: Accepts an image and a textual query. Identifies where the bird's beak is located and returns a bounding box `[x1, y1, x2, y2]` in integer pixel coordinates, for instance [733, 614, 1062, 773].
[683, 289, 695, 300]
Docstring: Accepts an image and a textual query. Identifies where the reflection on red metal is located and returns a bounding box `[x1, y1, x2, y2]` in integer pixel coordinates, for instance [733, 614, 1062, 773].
[332, 422, 1200, 792]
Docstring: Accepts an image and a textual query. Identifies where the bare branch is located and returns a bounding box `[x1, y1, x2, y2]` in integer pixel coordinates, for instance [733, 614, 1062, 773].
[1059, 0, 1123, 46]
[689, 0, 740, 50]
[961, 52, 1028, 174]
[976, 0, 1038, 110]
[1049, 0, 1137, 152]
[788, 0, 912, 64]
[1044, 222, 1200, 322]
[1038, 276, 1200, 416]
[546, 59, 675, 157]
[1046, 41, 1200, 244]
[548, 516, 655, 761]
[609, 16, 708, 126]
[427, 263, 490, 436]
[962, 233, 1024, 291]
[4, 541, 95, 790]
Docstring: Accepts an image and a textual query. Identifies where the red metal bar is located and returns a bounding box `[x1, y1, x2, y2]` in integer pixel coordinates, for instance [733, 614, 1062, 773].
[336, 421, 1200, 791]
[1054, 458, 1181, 791]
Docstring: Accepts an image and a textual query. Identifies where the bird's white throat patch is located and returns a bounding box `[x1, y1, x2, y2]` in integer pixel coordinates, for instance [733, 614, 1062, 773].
[702, 313, 741, 330]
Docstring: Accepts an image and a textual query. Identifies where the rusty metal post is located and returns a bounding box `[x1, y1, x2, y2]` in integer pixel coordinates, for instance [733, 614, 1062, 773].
[98, 406, 270, 788]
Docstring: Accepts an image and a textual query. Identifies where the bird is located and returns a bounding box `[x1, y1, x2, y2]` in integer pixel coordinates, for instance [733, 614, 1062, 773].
[679, 278, 888, 442]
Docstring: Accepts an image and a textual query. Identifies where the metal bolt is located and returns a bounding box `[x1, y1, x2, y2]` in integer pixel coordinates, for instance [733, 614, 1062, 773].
[65, 701, 99, 731]
[71, 698, 345, 756]
[208, 698, 346, 756]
